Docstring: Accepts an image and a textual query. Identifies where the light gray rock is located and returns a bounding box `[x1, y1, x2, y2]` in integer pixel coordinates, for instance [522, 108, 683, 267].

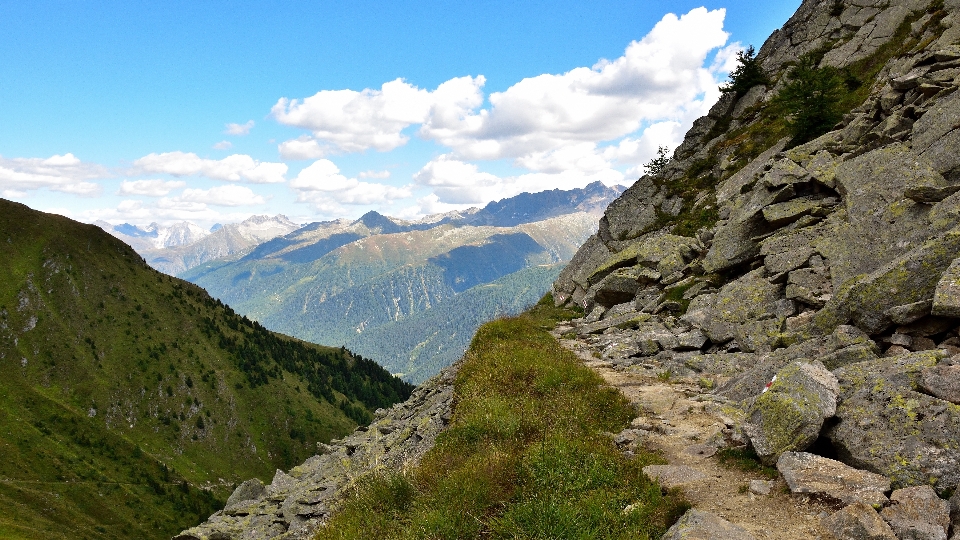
[786, 266, 833, 308]
[933, 258, 960, 317]
[749, 480, 773, 496]
[743, 361, 839, 464]
[880, 486, 950, 540]
[716, 138, 790, 205]
[765, 246, 815, 274]
[822, 502, 897, 540]
[225, 478, 267, 510]
[578, 312, 650, 335]
[661, 509, 757, 540]
[777, 452, 891, 506]
[886, 300, 934, 325]
[918, 364, 960, 404]
[676, 329, 709, 351]
[553, 234, 613, 306]
[914, 87, 960, 177]
[642, 465, 708, 489]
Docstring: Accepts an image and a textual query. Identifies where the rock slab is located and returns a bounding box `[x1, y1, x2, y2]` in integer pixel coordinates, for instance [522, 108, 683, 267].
[661, 509, 757, 540]
[777, 452, 890, 506]
[822, 502, 897, 540]
[879, 486, 950, 540]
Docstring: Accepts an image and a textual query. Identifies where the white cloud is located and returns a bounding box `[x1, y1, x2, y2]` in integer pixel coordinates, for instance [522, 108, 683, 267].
[176, 185, 267, 207]
[358, 170, 390, 179]
[118, 179, 187, 197]
[82, 199, 251, 230]
[419, 8, 729, 162]
[224, 120, 255, 135]
[290, 159, 412, 208]
[272, 76, 485, 154]
[133, 152, 288, 184]
[213, 140, 233, 150]
[0, 153, 106, 196]
[278, 136, 327, 160]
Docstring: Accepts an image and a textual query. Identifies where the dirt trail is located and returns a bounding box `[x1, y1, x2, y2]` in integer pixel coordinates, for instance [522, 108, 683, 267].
[554, 332, 833, 540]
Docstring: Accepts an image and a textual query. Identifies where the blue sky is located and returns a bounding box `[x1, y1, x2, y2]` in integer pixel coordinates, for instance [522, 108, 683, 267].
[0, 0, 800, 228]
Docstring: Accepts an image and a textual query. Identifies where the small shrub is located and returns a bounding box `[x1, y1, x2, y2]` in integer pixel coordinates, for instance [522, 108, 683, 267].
[656, 370, 673, 383]
[720, 45, 769, 97]
[775, 53, 845, 144]
[643, 146, 671, 177]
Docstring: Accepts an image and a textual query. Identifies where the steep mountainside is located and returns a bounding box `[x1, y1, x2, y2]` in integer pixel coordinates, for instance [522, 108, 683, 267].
[0, 199, 411, 540]
[555, 0, 960, 503]
[184, 209, 604, 382]
[100, 215, 300, 276]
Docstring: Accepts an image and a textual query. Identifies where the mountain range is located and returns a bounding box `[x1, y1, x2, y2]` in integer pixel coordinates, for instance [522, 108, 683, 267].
[179, 182, 624, 382]
[97, 215, 301, 275]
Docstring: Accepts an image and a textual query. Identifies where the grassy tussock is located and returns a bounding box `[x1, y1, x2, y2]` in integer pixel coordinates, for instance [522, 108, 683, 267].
[315, 296, 688, 539]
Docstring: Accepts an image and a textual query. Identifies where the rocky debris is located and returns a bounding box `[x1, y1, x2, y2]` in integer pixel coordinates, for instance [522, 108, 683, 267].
[661, 509, 758, 540]
[175, 365, 458, 540]
[822, 502, 898, 540]
[641, 464, 708, 489]
[879, 486, 950, 540]
[742, 361, 839, 464]
[777, 452, 890, 506]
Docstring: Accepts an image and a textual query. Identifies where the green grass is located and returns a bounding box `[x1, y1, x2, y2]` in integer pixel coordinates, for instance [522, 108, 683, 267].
[715, 448, 779, 479]
[0, 199, 413, 539]
[314, 296, 688, 539]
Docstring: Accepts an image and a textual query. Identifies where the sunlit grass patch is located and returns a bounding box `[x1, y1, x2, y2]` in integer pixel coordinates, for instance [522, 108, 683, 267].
[315, 295, 688, 539]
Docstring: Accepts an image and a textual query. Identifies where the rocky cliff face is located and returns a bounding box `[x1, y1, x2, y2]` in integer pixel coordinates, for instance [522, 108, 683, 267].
[554, 0, 960, 496]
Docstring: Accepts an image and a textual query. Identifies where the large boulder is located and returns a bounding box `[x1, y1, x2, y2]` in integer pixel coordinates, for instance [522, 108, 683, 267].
[919, 364, 960, 404]
[743, 361, 839, 464]
[777, 452, 891, 506]
[816, 225, 960, 334]
[822, 502, 897, 540]
[879, 486, 950, 540]
[825, 144, 947, 290]
[661, 509, 757, 540]
[826, 351, 960, 491]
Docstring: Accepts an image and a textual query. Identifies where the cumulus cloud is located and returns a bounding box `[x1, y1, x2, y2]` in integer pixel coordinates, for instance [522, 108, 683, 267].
[133, 152, 288, 184]
[289, 159, 412, 209]
[213, 140, 233, 150]
[176, 185, 267, 206]
[419, 8, 729, 162]
[414, 154, 624, 205]
[0, 153, 106, 196]
[272, 76, 485, 155]
[118, 179, 187, 197]
[278, 136, 326, 160]
[224, 120, 255, 135]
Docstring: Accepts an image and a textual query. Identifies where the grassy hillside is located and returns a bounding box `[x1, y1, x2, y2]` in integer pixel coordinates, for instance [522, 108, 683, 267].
[0, 199, 412, 540]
